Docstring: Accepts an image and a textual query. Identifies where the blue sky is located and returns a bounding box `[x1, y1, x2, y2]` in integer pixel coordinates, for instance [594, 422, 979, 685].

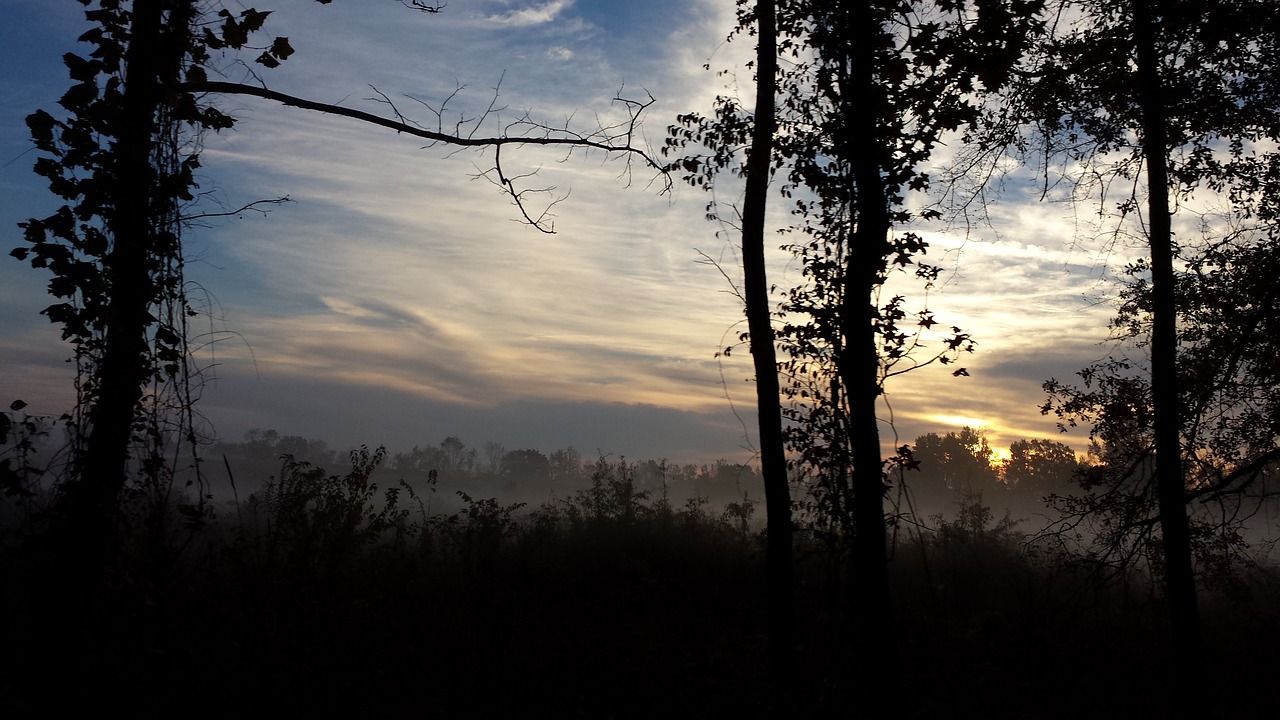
[0, 0, 1124, 464]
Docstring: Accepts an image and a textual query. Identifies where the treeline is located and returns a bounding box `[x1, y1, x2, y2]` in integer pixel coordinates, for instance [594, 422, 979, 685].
[204, 426, 1092, 530]
[205, 429, 766, 513]
[902, 428, 1082, 526]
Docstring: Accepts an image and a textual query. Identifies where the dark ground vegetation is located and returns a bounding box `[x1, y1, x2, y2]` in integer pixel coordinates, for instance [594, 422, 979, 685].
[2, 447, 1277, 718]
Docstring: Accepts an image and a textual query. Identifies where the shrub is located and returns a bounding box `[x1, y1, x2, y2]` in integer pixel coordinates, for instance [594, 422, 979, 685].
[240, 445, 412, 572]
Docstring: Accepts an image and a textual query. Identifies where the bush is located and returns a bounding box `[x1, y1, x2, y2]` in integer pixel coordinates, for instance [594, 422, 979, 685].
[239, 445, 414, 572]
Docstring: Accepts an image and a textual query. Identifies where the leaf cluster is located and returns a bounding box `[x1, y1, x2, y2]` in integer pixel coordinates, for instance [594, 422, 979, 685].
[0, 401, 50, 502]
[1005, 0, 1280, 212]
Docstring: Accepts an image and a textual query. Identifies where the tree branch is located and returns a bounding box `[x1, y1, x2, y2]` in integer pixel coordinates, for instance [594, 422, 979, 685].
[180, 196, 291, 223]
[184, 80, 669, 232]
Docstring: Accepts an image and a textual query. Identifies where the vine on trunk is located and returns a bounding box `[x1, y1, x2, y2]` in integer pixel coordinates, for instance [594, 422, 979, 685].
[13, 2, 303, 538]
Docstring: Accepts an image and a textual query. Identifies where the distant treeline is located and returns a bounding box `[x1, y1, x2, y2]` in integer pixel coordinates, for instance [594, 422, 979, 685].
[205, 429, 766, 512]
[202, 426, 1089, 527]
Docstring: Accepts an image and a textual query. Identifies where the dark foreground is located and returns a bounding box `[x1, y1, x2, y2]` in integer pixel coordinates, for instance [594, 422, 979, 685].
[2, 471, 1276, 718]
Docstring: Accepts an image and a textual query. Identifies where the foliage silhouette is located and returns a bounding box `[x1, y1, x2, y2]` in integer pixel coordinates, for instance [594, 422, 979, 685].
[241, 444, 413, 574]
[1007, 0, 1280, 688]
[668, 0, 1042, 691]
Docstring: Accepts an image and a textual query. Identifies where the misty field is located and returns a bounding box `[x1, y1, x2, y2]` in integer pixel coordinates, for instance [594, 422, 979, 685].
[3, 450, 1276, 718]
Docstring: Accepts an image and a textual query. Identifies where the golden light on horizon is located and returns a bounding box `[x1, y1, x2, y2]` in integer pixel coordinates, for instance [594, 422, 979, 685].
[919, 414, 1014, 463]
[925, 414, 992, 431]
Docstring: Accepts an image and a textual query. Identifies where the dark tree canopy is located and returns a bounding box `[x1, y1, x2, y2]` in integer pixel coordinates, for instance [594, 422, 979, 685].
[1004, 437, 1080, 500]
[909, 428, 1003, 511]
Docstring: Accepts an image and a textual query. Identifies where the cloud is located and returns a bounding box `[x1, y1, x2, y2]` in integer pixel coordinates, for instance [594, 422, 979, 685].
[485, 0, 574, 27]
[547, 46, 574, 61]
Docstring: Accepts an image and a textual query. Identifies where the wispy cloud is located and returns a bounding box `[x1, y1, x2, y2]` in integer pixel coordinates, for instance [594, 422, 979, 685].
[484, 0, 574, 27]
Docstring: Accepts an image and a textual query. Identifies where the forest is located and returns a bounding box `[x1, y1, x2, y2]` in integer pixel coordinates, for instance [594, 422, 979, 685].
[3, 0, 1280, 717]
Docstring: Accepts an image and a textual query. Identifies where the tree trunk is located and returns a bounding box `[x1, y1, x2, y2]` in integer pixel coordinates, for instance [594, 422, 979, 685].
[68, 0, 189, 563]
[1133, 0, 1205, 710]
[838, 0, 901, 696]
[741, 0, 795, 685]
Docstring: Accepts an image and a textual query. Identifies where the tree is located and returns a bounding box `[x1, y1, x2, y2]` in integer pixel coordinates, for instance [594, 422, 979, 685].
[1014, 0, 1280, 688]
[737, 0, 795, 679]
[548, 446, 587, 487]
[664, 0, 795, 678]
[668, 0, 1042, 693]
[17, 0, 264, 563]
[1003, 437, 1080, 502]
[663, 0, 795, 678]
[771, 0, 1038, 693]
[439, 436, 477, 476]
[909, 428, 1004, 516]
[1042, 226, 1280, 604]
[481, 441, 507, 476]
[14, 1, 662, 566]
[501, 449, 551, 484]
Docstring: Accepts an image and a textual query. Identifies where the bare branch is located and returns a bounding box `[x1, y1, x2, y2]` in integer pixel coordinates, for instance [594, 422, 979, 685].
[477, 143, 569, 233]
[366, 86, 421, 130]
[180, 196, 291, 223]
[187, 80, 659, 157]
[185, 80, 670, 232]
[473, 71, 507, 141]
[399, 0, 444, 12]
[695, 248, 745, 304]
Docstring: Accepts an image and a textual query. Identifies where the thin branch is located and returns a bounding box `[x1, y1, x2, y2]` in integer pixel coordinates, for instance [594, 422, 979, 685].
[695, 248, 745, 304]
[399, 1, 444, 12]
[180, 196, 291, 222]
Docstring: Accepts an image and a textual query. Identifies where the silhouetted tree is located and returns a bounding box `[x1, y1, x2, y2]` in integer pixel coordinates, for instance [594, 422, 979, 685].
[390, 444, 446, 476]
[667, 0, 795, 677]
[16, 0, 277, 563]
[691, 460, 761, 503]
[668, 0, 1043, 695]
[501, 449, 551, 484]
[438, 436, 477, 476]
[14, 1, 663, 566]
[1016, 0, 1280, 690]
[481, 441, 507, 476]
[548, 446, 587, 487]
[770, 0, 1038, 693]
[910, 428, 1004, 516]
[1004, 438, 1079, 503]
[739, 0, 794, 679]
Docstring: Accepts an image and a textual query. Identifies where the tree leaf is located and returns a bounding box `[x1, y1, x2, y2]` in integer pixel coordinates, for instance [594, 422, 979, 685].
[270, 37, 294, 61]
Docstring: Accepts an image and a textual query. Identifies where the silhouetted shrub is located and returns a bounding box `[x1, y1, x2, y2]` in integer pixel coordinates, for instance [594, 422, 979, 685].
[238, 445, 414, 573]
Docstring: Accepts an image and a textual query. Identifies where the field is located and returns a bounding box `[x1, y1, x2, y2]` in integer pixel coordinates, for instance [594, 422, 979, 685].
[2, 454, 1278, 718]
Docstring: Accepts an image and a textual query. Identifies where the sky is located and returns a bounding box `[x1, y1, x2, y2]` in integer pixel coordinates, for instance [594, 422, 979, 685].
[0, 0, 1128, 467]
